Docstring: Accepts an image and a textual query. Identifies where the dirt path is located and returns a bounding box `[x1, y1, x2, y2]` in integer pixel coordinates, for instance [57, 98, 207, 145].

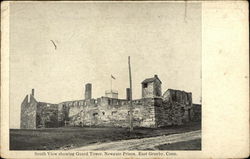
[71, 130, 201, 150]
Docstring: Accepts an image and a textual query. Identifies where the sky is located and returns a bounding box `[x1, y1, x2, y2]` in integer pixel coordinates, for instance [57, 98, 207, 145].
[10, 2, 201, 128]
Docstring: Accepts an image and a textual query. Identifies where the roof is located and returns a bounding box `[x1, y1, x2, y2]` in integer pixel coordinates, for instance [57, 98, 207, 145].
[141, 75, 162, 84]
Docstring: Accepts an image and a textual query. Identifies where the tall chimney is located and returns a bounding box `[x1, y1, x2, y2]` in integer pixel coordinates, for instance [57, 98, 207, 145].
[31, 88, 34, 97]
[126, 88, 131, 100]
[85, 83, 92, 100]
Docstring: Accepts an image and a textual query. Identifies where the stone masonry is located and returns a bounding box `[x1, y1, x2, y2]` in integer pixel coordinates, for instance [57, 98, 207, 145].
[20, 75, 201, 129]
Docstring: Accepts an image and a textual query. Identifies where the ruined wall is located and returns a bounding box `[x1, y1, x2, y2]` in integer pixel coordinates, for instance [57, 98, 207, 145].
[155, 101, 192, 126]
[58, 99, 94, 126]
[21, 87, 197, 129]
[36, 102, 58, 128]
[58, 102, 70, 127]
[163, 89, 192, 105]
[191, 104, 201, 122]
[66, 97, 157, 128]
[20, 95, 37, 129]
[155, 89, 193, 127]
[20, 95, 29, 129]
[59, 93, 195, 128]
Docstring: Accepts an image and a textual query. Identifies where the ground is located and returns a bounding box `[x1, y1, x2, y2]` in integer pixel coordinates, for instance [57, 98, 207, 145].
[156, 139, 201, 150]
[71, 130, 201, 150]
[10, 122, 201, 150]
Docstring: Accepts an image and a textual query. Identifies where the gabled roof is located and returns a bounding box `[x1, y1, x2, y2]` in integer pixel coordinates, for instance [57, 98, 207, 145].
[141, 75, 162, 84]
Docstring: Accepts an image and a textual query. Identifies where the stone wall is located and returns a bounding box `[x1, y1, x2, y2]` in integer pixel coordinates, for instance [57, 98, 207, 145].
[29, 93, 196, 129]
[191, 104, 201, 122]
[156, 89, 194, 127]
[66, 97, 157, 128]
[155, 101, 193, 126]
[163, 89, 192, 105]
[20, 95, 29, 129]
[20, 95, 37, 129]
[58, 103, 69, 127]
[20, 88, 199, 129]
[36, 102, 59, 128]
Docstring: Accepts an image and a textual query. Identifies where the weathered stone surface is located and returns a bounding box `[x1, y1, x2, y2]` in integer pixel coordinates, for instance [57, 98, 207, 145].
[20, 95, 37, 129]
[20, 77, 201, 129]
[36, 102, 58, 128]
[156, 89, 194, 127]
[66, 97, 156, 128]
[21, 91, 59, 128]
[141, 75, 162, 98]
[163, 89, 192, 105]
[58, 103, 69, 127]
[191, 104, 201, 122]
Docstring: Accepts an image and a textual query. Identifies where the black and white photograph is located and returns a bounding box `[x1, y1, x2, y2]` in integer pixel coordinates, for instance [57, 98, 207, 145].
[7, 2, 202, 151]
[2, 1, 249, 158]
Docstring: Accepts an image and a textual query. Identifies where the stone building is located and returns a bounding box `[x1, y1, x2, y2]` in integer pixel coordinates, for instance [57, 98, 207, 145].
[20, 75, 201, 129]
[20, 90, 58, 129]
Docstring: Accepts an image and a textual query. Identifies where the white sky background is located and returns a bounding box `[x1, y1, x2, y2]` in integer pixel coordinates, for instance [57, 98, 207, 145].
[10, 2, 201, 128]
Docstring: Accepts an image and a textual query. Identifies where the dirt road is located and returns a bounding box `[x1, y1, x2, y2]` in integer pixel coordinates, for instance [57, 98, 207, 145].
[71, 130, 201, 150]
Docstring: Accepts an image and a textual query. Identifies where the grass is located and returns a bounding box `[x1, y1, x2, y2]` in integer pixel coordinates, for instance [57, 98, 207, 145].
[156, 139, 201, 150]
[10, 122, 201, 150]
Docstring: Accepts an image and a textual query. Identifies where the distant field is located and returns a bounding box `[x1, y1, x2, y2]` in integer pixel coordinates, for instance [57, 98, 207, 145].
[10, 122, 201, 150]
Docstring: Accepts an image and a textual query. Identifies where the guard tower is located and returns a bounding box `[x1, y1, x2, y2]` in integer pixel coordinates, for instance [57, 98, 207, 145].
[141, 75, 162, 98]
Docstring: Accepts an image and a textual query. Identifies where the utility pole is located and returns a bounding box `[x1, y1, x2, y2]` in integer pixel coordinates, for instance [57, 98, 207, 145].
[128, 56, 133, 132]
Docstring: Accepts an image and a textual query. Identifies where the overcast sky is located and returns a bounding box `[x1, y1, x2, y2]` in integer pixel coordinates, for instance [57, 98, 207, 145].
[10, 2, 201, 128]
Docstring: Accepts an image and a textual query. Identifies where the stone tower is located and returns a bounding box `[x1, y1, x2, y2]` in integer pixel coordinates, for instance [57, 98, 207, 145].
[141, 75, 162, 98]
[85, 83, 92, 100]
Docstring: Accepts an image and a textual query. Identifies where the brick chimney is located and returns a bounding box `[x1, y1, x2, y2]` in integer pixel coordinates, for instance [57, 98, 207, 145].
[126, 88, 131, 100]
[85, 83, 92, 100]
